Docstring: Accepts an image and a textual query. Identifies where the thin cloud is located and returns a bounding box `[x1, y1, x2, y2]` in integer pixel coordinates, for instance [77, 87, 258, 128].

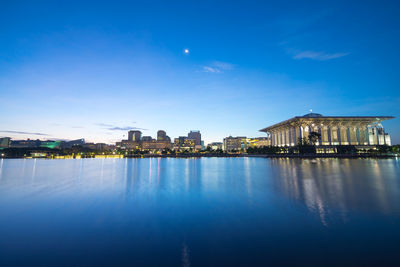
[96, 123, 146, 131]
[107, 126, 147, 131]
[0, 130, 50, 136]
[203, 66, 221, 73]
[212, 61, 234, 70]
[202, 61, 235, 73]
[293, 50, 349, 61]
[95, 123, 114, 127]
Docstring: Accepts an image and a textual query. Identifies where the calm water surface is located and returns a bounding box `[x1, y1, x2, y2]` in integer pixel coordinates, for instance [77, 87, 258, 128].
[0, 158, 399, 266]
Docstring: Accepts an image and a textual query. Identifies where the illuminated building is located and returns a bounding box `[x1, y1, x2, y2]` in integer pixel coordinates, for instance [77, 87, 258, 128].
[260, 112, 394, 147]
[223, 136, 248, 152]
[188, 130, 202, 150]
[116, 140, 140, 150]
[40, 140, 61, 149]
[157, 130, 166, 140]
[174, 137, 195, 151]
[128, 130, 142, 142]
[207, 142, 223, 150]
[248, 137, 271, 147]
[141, 140, 171, 150]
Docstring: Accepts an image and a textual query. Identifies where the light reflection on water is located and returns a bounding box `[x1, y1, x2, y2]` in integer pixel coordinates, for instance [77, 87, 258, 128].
[0, 158, 399, 266]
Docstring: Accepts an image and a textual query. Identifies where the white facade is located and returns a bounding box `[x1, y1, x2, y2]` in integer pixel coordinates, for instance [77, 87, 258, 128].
[260, 113, 393, 147]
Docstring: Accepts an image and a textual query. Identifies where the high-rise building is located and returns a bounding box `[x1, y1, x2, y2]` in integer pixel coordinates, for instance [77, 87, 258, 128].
[188, 130, 202, 150]
[141, 136, 153, 142]
[174, 137, 195, 151]
[157, 130, 167, 141]
[128, 130, 142, 142]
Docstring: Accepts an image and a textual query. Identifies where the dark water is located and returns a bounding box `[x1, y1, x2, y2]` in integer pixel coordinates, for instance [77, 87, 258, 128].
[0, 158, 399, 266]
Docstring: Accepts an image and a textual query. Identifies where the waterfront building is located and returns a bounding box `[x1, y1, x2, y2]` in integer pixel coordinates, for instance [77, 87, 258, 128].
[141, 136, 153, 142]
[157, 130, 171, 142]
[223, 136, 248, 152]
[174, 137, 196, 151]
[188, 130, 202, 150]
[141, 140, 171, 151]
[260, 112, 394, 147]
[128, 130, 142, 142]
[39, 140, 61, 149]
[61, 139, 85, 148]
[248, 137, 271, 147]
[10, 139, 41, 148]
[157, 130, 166, 140]
[207, 142, 223, 150]
[0, 137, 11, 148]
[116, 140, 140, 150]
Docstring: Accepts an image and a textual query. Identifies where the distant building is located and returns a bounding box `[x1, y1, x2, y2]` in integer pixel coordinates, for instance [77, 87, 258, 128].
[10, 139, 40, 148]
[188, 130, 201, 145]
[141, 136, 153, 142]
[128, 130, 142, 142]
[116, 140, 140, 150]
[207, 142, 223, 150]
[61, 139, 85, 149]
[142, 140, 171, 151]
[223, 136, 247, 152]
[157, 130, 166, 140]
[40, 140, 61, 149]
[248, 137, 271, 147]
[260, 112, 394, 147]
[174, 137, 195, 151]
[0, 137, 11, 148]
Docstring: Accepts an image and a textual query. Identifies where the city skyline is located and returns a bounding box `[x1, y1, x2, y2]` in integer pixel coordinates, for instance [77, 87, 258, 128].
[1, 1, 399, 145]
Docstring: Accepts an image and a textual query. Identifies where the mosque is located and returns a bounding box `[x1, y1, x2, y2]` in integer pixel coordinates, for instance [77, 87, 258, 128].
[260, 112, 394, 147]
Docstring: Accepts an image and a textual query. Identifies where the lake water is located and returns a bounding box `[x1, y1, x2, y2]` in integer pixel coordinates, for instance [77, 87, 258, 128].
[0, 157, 399, 266]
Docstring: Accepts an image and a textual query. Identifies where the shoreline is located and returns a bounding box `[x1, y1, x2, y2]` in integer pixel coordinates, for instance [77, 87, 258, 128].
[1, 153, 397, 159]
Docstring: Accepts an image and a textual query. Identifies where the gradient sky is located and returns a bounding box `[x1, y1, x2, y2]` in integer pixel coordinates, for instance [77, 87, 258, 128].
[1, 0, 399, 145]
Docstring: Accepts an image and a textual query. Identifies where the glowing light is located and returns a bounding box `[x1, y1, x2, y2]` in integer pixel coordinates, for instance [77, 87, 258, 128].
[184, 48, 189, 54]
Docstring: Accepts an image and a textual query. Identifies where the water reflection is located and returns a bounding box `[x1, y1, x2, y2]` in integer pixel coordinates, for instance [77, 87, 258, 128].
[269, 158, 400, 225]
[0, 158, 400, 265]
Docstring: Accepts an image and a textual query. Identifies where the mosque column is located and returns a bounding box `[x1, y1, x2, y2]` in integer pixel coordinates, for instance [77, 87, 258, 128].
[382, 127, 386, 145]
[299, 125, 304, 145]
[278, 130, 282, 146]
[317, 125, 322, 146]
[270, 132, 274, 146]
[358, 125, 366, 145]
[352, 125, 359, 145]
[355, 127, 360, 145]
[344, 124, 351, 145]
[283, 129, 286, 146]
[337, 126, 342, 145]
[327, 125, 332, 145]
[291, 126, 295, 146]
[297, 125, 302, 145]
[277, 130, 280, 146]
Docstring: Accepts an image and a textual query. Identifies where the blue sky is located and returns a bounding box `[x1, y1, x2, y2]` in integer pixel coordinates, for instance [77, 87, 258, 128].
[1, 0, 399, 144]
